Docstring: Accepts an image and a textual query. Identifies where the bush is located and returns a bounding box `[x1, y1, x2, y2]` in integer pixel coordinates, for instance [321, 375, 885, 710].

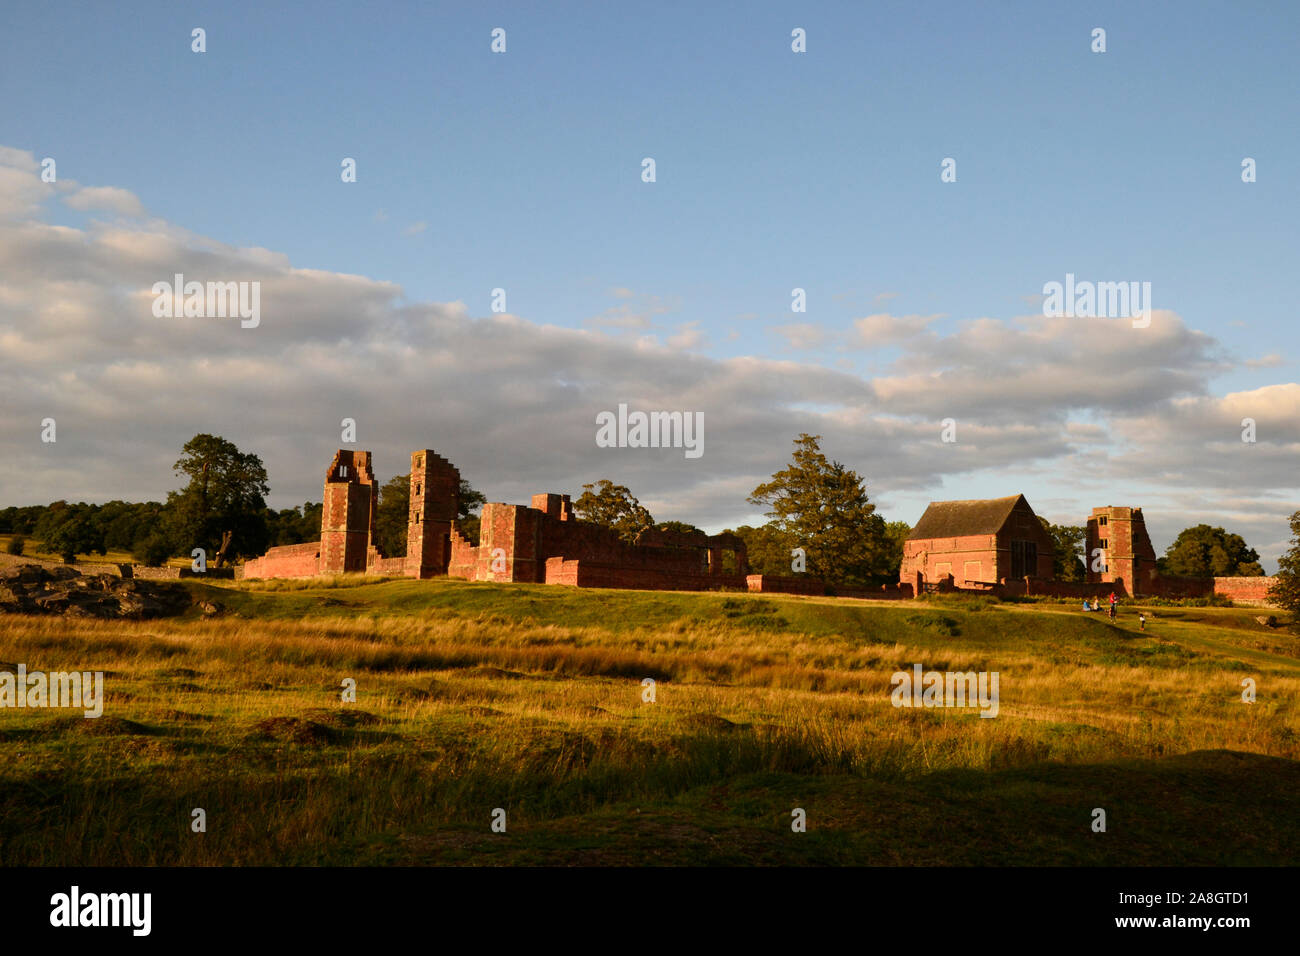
[134, 535, 173, 568]
[5, 535, 23, 556]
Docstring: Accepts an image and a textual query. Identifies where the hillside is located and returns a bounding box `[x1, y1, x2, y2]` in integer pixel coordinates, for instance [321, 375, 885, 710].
[1, 577, 1297, 865]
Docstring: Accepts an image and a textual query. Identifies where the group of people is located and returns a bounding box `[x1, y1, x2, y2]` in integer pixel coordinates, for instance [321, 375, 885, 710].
[1082, 591, 1147, 629]
[1082, 592, 1119, 617]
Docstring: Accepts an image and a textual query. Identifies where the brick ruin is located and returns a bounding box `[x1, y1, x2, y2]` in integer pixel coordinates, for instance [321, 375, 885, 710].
[241, 447, 752, 591]
[1086, 505, 1158, 595]
[239, 458, 1280, 605]
[900, 497, 1278, 605]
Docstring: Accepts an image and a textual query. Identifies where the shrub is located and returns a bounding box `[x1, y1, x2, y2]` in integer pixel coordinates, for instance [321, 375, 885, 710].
[5, 535, 23, 556]
[134, 535, 173, 567]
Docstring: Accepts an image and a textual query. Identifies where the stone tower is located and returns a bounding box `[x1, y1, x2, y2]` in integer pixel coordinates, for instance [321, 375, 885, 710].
[320, 450, 377, 574]
[1086, 505, 1158, 596]
[406, 449, 460, 578]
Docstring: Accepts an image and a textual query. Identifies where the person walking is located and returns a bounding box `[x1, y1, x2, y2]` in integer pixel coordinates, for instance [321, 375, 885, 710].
[1108, 591, 1117, 620]
[1139, 612, 1146, 631]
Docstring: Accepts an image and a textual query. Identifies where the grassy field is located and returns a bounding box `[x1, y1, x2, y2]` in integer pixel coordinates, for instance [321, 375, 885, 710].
[0, 533, 189, 568]
[1, 576, 1297, 866]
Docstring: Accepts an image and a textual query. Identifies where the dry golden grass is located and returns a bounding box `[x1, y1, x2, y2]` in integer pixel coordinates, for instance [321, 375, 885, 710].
[1, 580, 1296, 865]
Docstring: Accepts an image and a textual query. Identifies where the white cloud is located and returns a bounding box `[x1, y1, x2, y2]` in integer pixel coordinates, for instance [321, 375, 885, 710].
[0, 146, 1294, 563]
[64, 186, 146, 217]
[850, 312, 940, 347]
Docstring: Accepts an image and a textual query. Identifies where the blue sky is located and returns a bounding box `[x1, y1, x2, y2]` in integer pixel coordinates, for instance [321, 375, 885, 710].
[1, 1, 1297, 566]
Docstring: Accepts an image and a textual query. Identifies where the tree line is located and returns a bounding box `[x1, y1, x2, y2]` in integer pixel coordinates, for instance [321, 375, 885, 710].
[3, 431, 1296, 616]
[0, 434, 484, 565]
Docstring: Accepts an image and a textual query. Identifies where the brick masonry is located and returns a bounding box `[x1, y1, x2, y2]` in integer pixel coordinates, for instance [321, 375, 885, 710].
[237, 459, 1283, 605]
[240, 446, 752, 594]
[900, 498, 1280, 605]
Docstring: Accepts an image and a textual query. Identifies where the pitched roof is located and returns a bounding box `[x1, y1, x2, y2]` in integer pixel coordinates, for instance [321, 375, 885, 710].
[908, 494, 1029, 540]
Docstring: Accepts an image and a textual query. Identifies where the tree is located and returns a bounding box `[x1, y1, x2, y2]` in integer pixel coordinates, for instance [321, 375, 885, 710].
[6, 535, 24, 556]
[656, 520, 704, 536]
[747, 434, 886, 587]
[102, 501, 165, 554]
[729, 523, 797, 576]
[1158, 524, 1264, 577]
[1268, 510, 1300, 615]
[882, 520, 912, 580]
[134, 534, 173, 567]
[164, 434, 270, 562]
[456, 481, 487, 546]
[374, 475, 410, 556]
[1040, 518, 1087, 582]
[266, 502, 322, 547]
[574, 480, 655, 542]
[36, 502, 103, 563]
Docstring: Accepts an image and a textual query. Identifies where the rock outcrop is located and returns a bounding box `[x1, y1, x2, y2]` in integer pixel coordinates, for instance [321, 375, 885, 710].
[0, 564, 192, 619]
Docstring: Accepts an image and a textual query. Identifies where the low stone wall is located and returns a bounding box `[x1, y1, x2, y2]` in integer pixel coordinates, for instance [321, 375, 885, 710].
[1025, 579, 1117, 599]
[746, 574, 826, 596]
[547, 559, 747, 591]
[370, 554, 408, 576]
[130, 566, 183, 580]
[833, 583, 915, 600]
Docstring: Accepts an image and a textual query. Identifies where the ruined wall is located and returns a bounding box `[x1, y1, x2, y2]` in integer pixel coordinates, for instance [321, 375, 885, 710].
[1212, 576, 1278, 605]
[447, 495, 747, 592]
[241, 542, 321, 579]
[320, 450, 377, 574]
[553, 560, 747, 591]
[406, 449, 460, 578]
[1149, 574, 1278, 604]
[746, 574, 826, 596]
[130, 565, 185, 580]
[1087, 506, 1159, 594]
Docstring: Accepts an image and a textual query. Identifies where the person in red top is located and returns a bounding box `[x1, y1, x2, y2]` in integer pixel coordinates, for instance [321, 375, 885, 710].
[1108, 592, 1117, 619]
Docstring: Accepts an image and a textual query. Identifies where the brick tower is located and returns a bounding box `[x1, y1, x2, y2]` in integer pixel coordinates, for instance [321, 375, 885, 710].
[320, 450, 377, 574]
[406, 449, 461, 578]
[1086, 506, 1158, 596]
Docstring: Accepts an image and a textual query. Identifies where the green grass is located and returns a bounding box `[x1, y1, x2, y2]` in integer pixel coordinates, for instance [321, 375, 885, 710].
[0, 576, 1296, 865]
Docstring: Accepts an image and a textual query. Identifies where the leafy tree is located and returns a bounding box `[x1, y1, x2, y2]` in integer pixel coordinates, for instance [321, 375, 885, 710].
[574, 480, 655, 542]
[746, 434, 886, 587]
[1158, 524, 1264, 577]
[163, 434, 270, 562]
[266, 502, 322, 547]
[881, 520, 912, 580]
[728, 523, 797, 576]
[374, 475, 410, 556]
[134, 534, 173, 567]
[1040, 518, 1087, 581]
[456, 481, 487, 546]
[36, 502, 103, 563]
[101, 501, 165, 554]
[0, 506, 44, 536]
[1268, 510, 1300, 615]
[655, 520, 704, 536]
